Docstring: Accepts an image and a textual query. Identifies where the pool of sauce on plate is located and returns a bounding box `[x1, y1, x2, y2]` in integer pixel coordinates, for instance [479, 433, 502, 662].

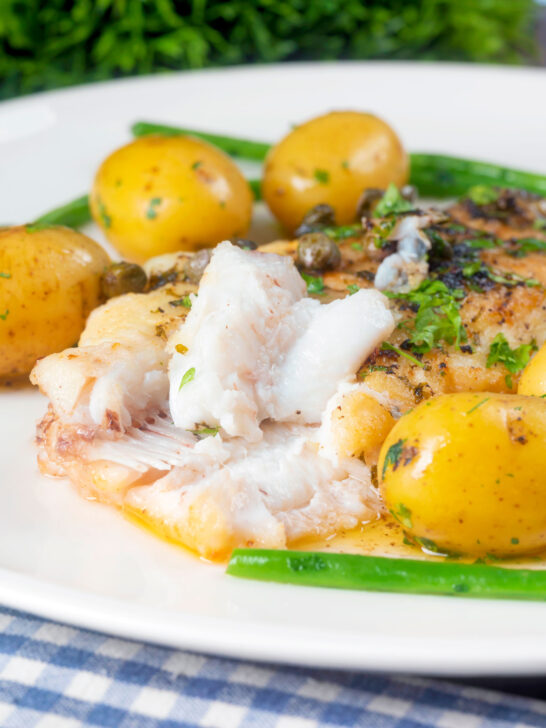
[124, 505, 546, 568]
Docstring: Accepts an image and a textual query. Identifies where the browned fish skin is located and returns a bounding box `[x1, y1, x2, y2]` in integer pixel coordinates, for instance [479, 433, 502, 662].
[297, 193, 546, 417]
[448, 188, 546, 241]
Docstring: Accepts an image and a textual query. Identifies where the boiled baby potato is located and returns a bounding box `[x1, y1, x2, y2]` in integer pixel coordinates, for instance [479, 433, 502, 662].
[0, 225, 110, 380]
[518, 341, 546, 397]
[262, 111, 408, 232]
[90, 135, 253, 262]
[378, 392, 546, 557]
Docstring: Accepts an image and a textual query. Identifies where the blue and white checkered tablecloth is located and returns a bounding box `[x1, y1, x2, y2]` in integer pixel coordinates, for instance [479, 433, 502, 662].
[0, 606, 544, 728]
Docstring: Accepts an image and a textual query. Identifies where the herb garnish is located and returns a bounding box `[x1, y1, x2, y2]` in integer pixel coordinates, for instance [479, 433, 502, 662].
[359, 365, 390, 380]
[391, 502, 413, 528]
[98, 199, 111, 228]
[466, 185, 499, 205]
[179, 366, 195, 390]
[382, 438, 406, 479]
[508, 238, 546, 258]
[323, 224, 361, 241]
[191, 161, 202, 170]
[466, 397, 490, 415]
[0, 272, 11, 279]
[350, 242, 363, 251]
[486, 333, 537, 374]
[347, 284, 359, 295]
[381, 342, 425, 368]
[313, 169, 330, 185]
[0, 309, 9, 320]
[386, 280, 466, 354]
[190, 425, 219, 438]
[169, 295, 192, 308]
[146, 197, 162, 219]
[374, 184, 413, 217]
[301, 272, 325, 295]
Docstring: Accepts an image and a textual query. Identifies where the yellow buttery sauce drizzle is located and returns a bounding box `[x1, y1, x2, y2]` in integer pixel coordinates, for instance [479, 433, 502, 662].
[125, 505, 546, 569]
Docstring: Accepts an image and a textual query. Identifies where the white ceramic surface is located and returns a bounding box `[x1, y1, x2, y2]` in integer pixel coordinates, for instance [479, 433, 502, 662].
[1, 62, 546, 676]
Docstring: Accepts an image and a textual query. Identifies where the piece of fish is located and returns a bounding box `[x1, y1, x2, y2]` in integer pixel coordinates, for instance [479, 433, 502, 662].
[32, 242, 393, 559]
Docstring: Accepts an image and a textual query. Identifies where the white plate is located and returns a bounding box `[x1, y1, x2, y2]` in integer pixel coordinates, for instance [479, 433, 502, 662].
[1, 62, 546, 676]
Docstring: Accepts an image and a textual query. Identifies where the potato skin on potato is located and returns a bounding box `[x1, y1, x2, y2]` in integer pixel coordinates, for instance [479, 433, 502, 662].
[378, 392, 546, 557]
[0, 225, 110, 380]
[90, 135, 253, 262]
[262, 111, 408, 232]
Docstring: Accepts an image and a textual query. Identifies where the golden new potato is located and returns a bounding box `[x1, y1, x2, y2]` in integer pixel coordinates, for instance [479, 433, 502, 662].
[262, 111, 408, 232]
[518, 341, 546, 397]
[378, 393, 546, 557]
[90, 135, 253, 262]
[0, 225, 109, 380]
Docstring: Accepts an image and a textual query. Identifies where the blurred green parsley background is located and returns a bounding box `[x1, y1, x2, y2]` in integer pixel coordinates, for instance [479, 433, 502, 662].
[0, 0, 539, 101]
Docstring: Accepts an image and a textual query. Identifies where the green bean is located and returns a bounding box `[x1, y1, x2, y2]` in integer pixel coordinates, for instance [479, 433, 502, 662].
[33, 194, 92, 228]
[131, 121, 271, 161]
[227, 549, 546, 601]
[248, 178, 262, 201]
[409, 154, 546, 198]
[131, 122, 546, 199]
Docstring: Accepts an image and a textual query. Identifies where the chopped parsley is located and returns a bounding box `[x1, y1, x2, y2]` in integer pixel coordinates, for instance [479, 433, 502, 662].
[313, 169, 330, 185]
[374, 184, 413, 217]
[0, 309, 9, 320]
[382, 438, 406, 479]
[486, 333, 537, 374]
[371, 218, 397, 248]
[508, 237, 546, 258]
[466, 185, 499, 205]
[97, 199, 111, 228]
[466, 397, 490, 415]
[0, 272, 11, 279]
[350, 242, 363, 251]
[358, 365, 389, 380]
[323, 224, 361, 241]
[391, 502, 413, 528]
[381, 342, 425, 368]
[300, 272, 325, 295]
[146, 197, 162, 220]
[169, 295, 192, 308]
[190, 425, 219, 438]
[465, 237, 499, 250]
[179, 366, 195, 390]
[511, 537, 520, 545]
[347, 284, 360, 295]
[486, 269, 540, 287]
[341, 160, 349, 170]
[386, 280, 466, 354]
[191, 160, 202, 170]
[533, 218, 546, 231]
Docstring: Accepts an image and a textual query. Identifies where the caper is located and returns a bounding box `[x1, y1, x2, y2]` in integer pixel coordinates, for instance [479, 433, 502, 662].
[401, 185, 417, 203]
[356, 188, 384, 218]
[230, 238, 257, 251]
[296, 232, 341, 272]
[294, 204, 336, 237]
[101, 262, 147, 299]
[184, 249, 212, 283]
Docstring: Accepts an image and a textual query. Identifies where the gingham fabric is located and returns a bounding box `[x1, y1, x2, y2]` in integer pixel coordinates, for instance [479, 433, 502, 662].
[0, 607, 544, 728]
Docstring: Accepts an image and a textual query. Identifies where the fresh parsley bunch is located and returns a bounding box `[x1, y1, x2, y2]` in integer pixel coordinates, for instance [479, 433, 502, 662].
[0, 0, 537, 100]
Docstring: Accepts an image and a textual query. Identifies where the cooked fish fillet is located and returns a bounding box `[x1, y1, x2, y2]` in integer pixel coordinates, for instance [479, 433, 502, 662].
[32, 242, 392, 559]
[32, 191, 546, 559]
